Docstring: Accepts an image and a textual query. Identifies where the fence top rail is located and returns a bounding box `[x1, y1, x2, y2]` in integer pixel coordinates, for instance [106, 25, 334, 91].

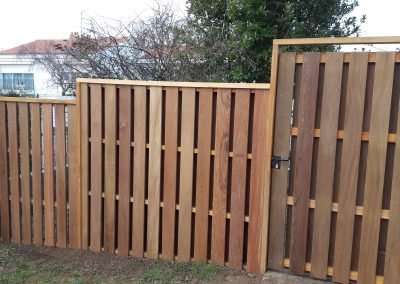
[273, 36, 400, 46]
[0, 96, 77, 105]
[77, 78, 270, 90]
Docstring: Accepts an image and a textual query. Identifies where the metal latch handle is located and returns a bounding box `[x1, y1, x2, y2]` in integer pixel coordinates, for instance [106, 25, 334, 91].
[271, 155, 290, 169]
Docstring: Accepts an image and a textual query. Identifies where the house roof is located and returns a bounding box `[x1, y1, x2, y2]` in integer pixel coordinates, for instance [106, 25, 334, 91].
[0, 39, 72, 55]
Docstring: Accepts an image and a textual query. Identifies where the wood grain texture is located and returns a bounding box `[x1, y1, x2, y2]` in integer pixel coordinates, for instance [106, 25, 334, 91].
[162, 87, 179, 260]
[147, 86, 162, 259]
[117, 85, 131, 256]
[268, 52, 296, 270]
[90, 84, 103, 252]
[228, 89, 250, 269]
[178, 87, 196, 262]
[358, 52, 395, 283]
[310, 53, 344, 279]
[0, 102, 10, 242]
[211, 88, 231, 265]
[132, 86, 147, 257]
[104, 85, 117, 253]
[55, 104, 67, 248]
[43, 103, 54, 246]
[289, 53, 320, 275]
[333, 53, 369, 283]
[193, 88, 213, 262]
[19, 103, 31, 244]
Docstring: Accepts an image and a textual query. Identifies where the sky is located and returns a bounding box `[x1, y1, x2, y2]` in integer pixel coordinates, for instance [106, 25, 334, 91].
[0, 0, 399, 51]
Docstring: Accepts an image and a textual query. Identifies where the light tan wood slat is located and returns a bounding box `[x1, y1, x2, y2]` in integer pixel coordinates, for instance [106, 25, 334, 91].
[89, 84, 103, 252]
[193, 88, 213, 262]
[358, 52, 396, 283]
[0, 102, 10, 242]
[104, 85, 117, 253]
[310, 53, 344, 279]
[177, 87, 196, 262]
[0, 97, 76, 104]
[117, 85, 131, 256]
[268, 52, 296, 270]
[333, 53, 369, 283]
[228, 89, 250, 269]
[132, 86, 147, 257]
[43, 103, 54, 246]
[162, 87, 179, 260]
[147, 86, 162, 259]
[211, 88, 231, 265]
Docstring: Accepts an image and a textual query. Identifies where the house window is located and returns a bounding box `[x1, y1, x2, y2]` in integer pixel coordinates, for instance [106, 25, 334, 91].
[0, 73, 34, 91]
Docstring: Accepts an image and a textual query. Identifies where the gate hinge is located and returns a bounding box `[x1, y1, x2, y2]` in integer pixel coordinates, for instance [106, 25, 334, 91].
[271, 155, 290, 169]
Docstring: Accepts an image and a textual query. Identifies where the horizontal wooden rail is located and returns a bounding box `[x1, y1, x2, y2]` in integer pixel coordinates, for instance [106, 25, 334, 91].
[0, 97, 77, 105]
[295, 53, 400, 64]
[274, 36, 400, 46]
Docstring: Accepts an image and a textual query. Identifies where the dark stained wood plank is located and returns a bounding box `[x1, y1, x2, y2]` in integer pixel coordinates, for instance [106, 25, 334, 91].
[55, 104, 67, 248]
[193, 88, 213, 262]
[333, 53, 369, 283]
[268, 52, 296, 270]
[43, 103, 54, 247]
[358, 52, 395, 283]
[147, 86, 162, 259]
[117, 85, 131, 256]
[177, 87, 196, 262]
[310, 53, 344, 279]
[19, 103, 31, 244]
[0, 102, 10, 242]
[90, 84, 103, 252]
[132, 86, 147, 257]
[104, 85, 117, 253]
[228, 89, 250, 269]
[211, 88, 231, 265]
[162, 87, 179, 260]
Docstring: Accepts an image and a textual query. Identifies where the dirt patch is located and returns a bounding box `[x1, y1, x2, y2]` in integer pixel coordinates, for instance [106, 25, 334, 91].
[0, 242, 324, 283]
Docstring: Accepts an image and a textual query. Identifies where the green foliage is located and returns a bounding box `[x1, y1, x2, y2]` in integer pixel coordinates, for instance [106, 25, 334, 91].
[186, 0, 365, 82]
[191, 263, 222, 280]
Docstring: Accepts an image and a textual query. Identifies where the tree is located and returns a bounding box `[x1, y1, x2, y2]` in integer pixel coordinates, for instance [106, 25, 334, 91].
[186, 0, 366, 82]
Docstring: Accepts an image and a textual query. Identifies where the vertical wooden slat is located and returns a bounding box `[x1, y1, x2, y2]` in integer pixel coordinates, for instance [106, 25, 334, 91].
[358, 52, 395, 283]
[268, 52, 296, 270]
[55, 104, 67, 248]
[117, 85, 131, 256]
[289, 53, 320, 275]
[310, 53, 344, 279]
[104, 85, 117, 253]
[132, 86, 147, 257]
[333, 53, 369, 283]
[0, 102, 10, 242]
[211, 88, 231, 265]
[228, 89, 250, 269]
[43, 103, 54, 246]
[162, 87, 179, 260]
[147, 86, 162, 259]
[19, 103, 31, 244]
[90, 84, 103, 252]
[178, 87, 196, 262]
[194, 88, 213, 262]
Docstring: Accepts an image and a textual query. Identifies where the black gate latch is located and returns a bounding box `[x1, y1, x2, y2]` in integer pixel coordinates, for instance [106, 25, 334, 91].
[271, 156, 290, 169]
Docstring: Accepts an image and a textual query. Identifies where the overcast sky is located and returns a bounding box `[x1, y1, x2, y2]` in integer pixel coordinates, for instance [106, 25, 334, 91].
[0, 0, 399, 51]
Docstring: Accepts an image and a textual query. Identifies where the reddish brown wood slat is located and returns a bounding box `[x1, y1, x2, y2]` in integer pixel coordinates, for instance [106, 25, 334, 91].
[0, 102, 10, 242]
[90, 84, 103, 252]
[310, 53, 344, 279]
[104, 85, 117, 253]
[358, 52, 395, 283]
[268, 52, 296, 270]
[211, 88, 231, 265]
[43, 103, 54, 247]
[228, 89, 250, 269]
[117, 85, 131, 256]
[178, 87, 196, 262]
[162, 87, 179, 260]
[333, 53, 369, 283]
[289, 53, 320, 275]
[194, 88, 213, 262]
[132, 86, 147, 257]
[19, 103, 31, 244]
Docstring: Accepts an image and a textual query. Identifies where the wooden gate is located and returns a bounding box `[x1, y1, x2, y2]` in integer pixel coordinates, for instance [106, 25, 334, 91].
[268, 37, 400, 283]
